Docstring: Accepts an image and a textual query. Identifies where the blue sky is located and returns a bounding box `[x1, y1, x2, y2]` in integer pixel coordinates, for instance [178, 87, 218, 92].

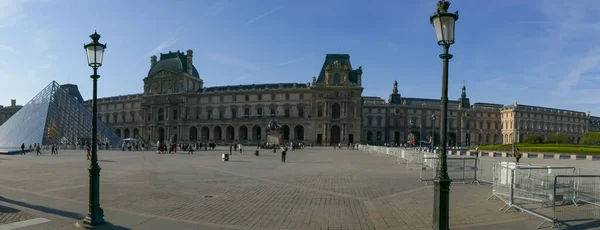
[1, 0, 600, 115]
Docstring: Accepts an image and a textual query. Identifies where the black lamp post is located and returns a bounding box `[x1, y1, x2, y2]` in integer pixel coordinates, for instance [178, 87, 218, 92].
[430, 1, 458, 229]
[431, 114, 436, 150]
[82, 31, 106, 227]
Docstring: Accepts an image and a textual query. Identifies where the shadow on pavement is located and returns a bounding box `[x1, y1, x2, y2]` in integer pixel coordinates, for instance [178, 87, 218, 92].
[228, 160, 249, 162]
[0, 196, 85, 220]
[286, 161, 332, 164]
[99, 160, 117, 163]
[77, 221, 132, 230]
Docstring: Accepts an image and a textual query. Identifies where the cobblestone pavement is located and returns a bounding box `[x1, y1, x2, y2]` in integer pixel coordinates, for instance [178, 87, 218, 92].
[0, 148, 541, 229]
[0, 205, 35, 225]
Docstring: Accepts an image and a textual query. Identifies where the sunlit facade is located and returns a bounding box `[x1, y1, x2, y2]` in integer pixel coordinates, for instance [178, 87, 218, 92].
[82, 50, 597, 146]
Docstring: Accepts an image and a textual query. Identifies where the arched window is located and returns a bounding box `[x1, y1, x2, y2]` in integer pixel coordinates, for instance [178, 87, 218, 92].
[333, 73, 341, 85]
[332, 103, 341, 118]
[158, 108, 165, 121]
[175, 80, 182, 92]
[317, 104, 323, 117]
[161, 82, 167, 93]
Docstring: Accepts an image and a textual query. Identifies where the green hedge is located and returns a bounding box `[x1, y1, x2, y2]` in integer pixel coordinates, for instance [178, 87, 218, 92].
[472, 144, 600, 154]
[581, 132, 600, 145]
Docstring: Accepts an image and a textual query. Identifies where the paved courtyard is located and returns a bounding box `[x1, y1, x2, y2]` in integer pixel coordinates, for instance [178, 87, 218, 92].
[0, 147, 586, 229]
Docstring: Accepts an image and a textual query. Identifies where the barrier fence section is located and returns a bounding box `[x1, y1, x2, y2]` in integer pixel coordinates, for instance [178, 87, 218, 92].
[419, 156, 479, 185]
[360, 145, 480, 185]
[489, 162, 600, 229]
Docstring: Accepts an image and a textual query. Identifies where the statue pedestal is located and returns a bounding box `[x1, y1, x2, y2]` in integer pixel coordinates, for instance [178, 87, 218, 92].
[267, 131, 282, 145]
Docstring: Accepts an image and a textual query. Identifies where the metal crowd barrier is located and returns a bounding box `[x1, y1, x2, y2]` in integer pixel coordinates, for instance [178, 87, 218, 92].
[361, 145, 480, 184]
[419, 156, 479, 185]
[489, 162, 600, 229]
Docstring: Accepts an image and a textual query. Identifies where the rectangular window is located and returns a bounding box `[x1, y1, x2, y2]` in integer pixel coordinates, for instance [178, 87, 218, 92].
[368, 118, 372, 126]
[196, 109, 200, 119]
[244, 108, 250, 117]
[298, 107, 304, 117]
[232, 109, 237, 118]
[284, 108, 290, 117]
[299, 93, 304, 100]
[377, 118, 382, 126]
[257, 108, 263, 116]
[207, 110, 212, 119]
[258, 94, 262, 100]
[232, 95, 236, 101]
[173, 109, 178, 120]
[272, 94, 276, 100]
[219, 111, 224, 119]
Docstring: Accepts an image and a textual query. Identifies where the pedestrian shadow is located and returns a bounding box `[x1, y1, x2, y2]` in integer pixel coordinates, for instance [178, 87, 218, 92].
[227, 160, 249, 162]
[0, 196, 85, 220]
[99, 160, 116, 163]
[0, 196, 131, 229]
[286, 161, 332, 164]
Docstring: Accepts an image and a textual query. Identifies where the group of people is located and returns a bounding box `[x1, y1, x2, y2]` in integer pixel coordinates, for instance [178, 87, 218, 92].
[19, 143, 51, 155]
[332, 142, 359, 150]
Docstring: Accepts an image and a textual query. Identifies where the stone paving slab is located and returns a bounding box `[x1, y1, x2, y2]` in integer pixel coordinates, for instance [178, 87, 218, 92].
[0, 205, 36, 225]
[0, 147, 586, 229]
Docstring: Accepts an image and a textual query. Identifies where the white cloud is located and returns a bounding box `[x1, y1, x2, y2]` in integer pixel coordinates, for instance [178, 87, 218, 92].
[146, 37, 177, 57]
[203, 0, 230, 17]
[211, 53, 260, 72]
[0, 45, 17, 54]
[246, 6, 283, 25]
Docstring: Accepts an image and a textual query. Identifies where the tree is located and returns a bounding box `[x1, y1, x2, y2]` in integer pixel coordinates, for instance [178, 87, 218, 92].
[581, 132, 600, 145]
[545, 133, 571, 144]
[523, 134, 544, 144]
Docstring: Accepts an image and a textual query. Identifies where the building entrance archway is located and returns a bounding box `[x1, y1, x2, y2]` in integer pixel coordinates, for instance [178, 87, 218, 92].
[330, 125, 341, 145]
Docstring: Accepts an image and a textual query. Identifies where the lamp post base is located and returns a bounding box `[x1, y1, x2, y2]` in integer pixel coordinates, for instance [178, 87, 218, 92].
[432, 178, 451, 230]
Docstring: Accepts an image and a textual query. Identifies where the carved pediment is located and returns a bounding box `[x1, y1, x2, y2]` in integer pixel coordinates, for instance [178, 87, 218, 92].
[325, 60, 349, 72]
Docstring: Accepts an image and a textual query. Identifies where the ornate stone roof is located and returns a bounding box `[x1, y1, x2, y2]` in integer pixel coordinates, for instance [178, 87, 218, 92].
[316, 54, 360, 84]
[148, 51, 200, 78]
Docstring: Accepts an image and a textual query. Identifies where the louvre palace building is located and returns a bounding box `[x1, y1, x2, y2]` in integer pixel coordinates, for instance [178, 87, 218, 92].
[66, 50, 600, 146]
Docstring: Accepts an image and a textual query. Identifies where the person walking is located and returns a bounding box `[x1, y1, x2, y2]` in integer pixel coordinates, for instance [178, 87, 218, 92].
[239, 144, 243, 154]
[188, 144, 194, 155]
[20, 143, 25, 155]
[281, 144, 287, 163]
[474, 146, 480, 158]
[29, 144, 32, 153]
[229, 144, 233, 155]
[86, 142, 91, 160]
[515, 147, 522, 163]
[36, 143, 41, 155]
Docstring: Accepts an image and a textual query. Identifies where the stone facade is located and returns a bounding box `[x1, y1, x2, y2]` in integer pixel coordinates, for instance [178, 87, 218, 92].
[84, 52, 363, 146]
[79, 50, 596, 146]
[0, 100, 22, 126]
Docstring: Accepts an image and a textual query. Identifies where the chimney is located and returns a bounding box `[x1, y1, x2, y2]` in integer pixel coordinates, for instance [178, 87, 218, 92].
[11, 99, 16, 107]
[186, 49, 193, 75]
[151, 55, 157, 68]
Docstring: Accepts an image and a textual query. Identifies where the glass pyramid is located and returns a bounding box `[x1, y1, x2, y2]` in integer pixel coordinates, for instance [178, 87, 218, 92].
[0, 81, 122, 148]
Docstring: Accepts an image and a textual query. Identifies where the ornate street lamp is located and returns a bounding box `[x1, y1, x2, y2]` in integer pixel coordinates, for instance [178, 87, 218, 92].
[81, 31, 106, 227]
[431, 114, 436, 150]
[430, 1, 458, 229]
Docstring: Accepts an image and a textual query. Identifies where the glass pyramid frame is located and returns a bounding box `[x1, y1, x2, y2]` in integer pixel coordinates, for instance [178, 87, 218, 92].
[0, 81, 122, 148]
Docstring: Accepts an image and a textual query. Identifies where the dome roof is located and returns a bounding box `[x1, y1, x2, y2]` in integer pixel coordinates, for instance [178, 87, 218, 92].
[148, 51, 200, 78]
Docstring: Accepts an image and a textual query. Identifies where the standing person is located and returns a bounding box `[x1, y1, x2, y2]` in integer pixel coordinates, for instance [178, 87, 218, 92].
[474, 146, 480, 158]
[20, 143, 25, 155]
[515, 147, 522, 163]
[188, 144, 194, 155]
[29, 144, 32, 153]
[86, 142, 91, 160]
[36, 143, 41, 155]
[239, 144, 243, 154]
[229, 144, 233, 155]
[281, 144, 287, 163]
